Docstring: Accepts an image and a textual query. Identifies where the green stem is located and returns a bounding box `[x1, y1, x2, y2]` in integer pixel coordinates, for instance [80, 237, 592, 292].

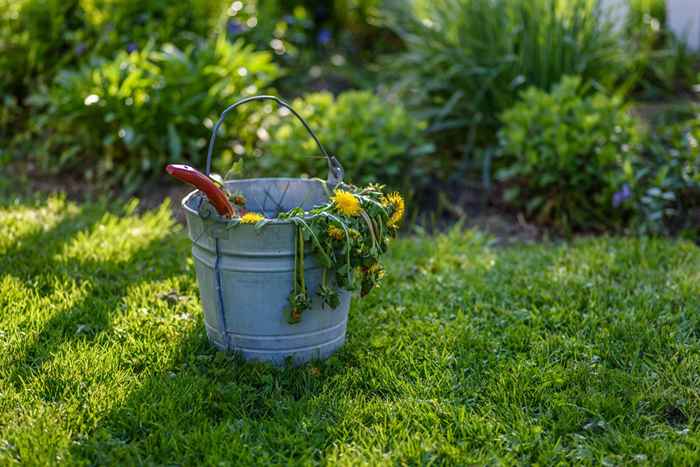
[293, 226, 299, 297]
[321, 268, 328, 309]
[298, 225, 305, 294]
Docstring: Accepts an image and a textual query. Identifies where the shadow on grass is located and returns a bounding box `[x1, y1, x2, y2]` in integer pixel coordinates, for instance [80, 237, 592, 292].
[66, 319, 357, 464]
[2, 202, 186, 390]
[0, 198, 352, 464]
[64, 232, 531, 463]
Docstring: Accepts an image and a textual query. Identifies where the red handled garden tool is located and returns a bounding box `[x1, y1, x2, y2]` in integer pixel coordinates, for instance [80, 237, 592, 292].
[165, 164, 237, 218]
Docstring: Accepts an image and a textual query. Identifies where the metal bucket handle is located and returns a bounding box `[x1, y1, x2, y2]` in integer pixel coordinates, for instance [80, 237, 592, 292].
[205, 95, 344, 187]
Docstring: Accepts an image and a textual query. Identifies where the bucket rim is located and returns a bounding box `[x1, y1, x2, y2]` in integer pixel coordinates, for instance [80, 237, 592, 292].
[181, 177, 329, 225]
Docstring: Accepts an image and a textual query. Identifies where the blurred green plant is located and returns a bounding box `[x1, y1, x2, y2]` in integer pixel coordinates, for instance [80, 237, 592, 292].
[1, 0, 393, 156]
[31, 38, 278, 191]
[625, 0, 699, 99]
[241, 91, 433, 191]
[497, 76, 641, 232]
[629, 0, 666, 33]
[0, 0, 75, 103]
[0, 0, 228, 97]
[0, 0, 232, 150]
[383, 0, 626, 160]
[632, 106, 700, 235]
[80, 0, 226, 50]
[226, 0, 393, 93]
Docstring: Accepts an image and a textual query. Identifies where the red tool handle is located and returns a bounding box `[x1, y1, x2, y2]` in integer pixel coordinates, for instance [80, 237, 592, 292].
[166, 164, 235, 218]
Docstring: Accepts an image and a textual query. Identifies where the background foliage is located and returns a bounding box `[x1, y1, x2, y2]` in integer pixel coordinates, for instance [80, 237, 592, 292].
[497, 76, 641, 232]
[246, 91, 433, 190]
[1, 0, 700, 235]
[384, 0, 626, 156]
[633, 106, 700, 235]
[33, 39, 278, 190]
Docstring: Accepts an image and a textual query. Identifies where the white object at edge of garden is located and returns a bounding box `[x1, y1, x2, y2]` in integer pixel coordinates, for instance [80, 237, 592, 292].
[599, 0, 628, 31]
[668, 0, 700, 50]
[600, 0, 699, 50]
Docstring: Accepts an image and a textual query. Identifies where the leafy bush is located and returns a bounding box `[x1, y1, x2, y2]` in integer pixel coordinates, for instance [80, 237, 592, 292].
[0, 0, 231, 146]
[0, 0, 229, 96]
[79, 0, 227, 52]
[0, 0, 78, 96]
[229, 0, 386, 52]
[497, 76, 641, 232]
[384, 0, 626, 155]
[633, 108, 700, 234]
[243, 91, 433, 190]
[225, 0, 392, 93]
[33, 38, 279, 190]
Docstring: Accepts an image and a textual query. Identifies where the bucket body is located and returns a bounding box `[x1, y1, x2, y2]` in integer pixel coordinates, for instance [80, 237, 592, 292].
[183, 178, 351, 365]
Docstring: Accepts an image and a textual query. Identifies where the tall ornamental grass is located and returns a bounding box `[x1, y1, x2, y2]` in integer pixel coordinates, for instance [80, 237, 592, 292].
[384, 0, 627, 153]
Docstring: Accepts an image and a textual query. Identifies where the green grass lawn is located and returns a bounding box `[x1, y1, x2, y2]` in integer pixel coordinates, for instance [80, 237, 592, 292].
[1, 196, 699, 465]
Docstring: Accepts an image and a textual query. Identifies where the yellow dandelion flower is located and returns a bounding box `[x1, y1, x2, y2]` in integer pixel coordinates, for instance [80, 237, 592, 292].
[369, 263, 384, 278]
[331, 189, 362, 216]
[386, 192, 405, 228]
[240, 212, 264, 224]
[327, 225, 344, 240]
[364, 263, 385, 280]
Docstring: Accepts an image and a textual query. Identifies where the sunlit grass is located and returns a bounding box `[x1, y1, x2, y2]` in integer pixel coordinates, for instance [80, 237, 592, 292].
[0, 197, 699, 464]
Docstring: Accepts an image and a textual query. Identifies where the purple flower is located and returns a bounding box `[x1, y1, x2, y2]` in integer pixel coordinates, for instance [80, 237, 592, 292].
[612, 183, 632, 207]
[126, 42, 138, 53]
[227, 20, 243, 37]
[317, 28, 332, 46]
[74, 42, 87, 56]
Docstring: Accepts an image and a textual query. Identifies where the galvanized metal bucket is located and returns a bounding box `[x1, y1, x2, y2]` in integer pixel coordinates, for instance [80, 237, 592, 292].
[182, 96, 349, 365]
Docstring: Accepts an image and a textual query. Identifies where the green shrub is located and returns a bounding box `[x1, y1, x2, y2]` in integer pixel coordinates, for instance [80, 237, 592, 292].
[384, 0, 626, 155]
[633, 108, 700, 234]
[33, 38, 279, 189]
[0, 0, 79, 96]
[79, 0, 227, 51]
[0, 0, 231, 147]
[243, 91, 434, 190]
[225, 0, 391, 93]
[0, 0, 229, 98]
[497, 76, 641, 232]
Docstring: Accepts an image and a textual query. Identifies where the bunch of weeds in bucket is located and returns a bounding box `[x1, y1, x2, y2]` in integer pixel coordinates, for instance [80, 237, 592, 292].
[271, 183, 405, 322]
[287, 225, 311, 323]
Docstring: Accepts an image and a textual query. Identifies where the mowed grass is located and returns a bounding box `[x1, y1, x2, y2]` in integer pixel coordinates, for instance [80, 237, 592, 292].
[1, 196, 699, 465]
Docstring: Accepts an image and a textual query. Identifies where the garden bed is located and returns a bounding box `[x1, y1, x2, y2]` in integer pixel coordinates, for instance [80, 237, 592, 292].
[1, 198, 698, 464]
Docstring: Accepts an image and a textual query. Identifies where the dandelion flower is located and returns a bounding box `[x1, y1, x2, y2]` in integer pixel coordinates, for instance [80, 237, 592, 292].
[369, 263, 385, 279]
[386, 192, 405, 228]
[240, 212, 264, 224]
[331, 189, 362, 216]
[327, 225, 344, 240]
